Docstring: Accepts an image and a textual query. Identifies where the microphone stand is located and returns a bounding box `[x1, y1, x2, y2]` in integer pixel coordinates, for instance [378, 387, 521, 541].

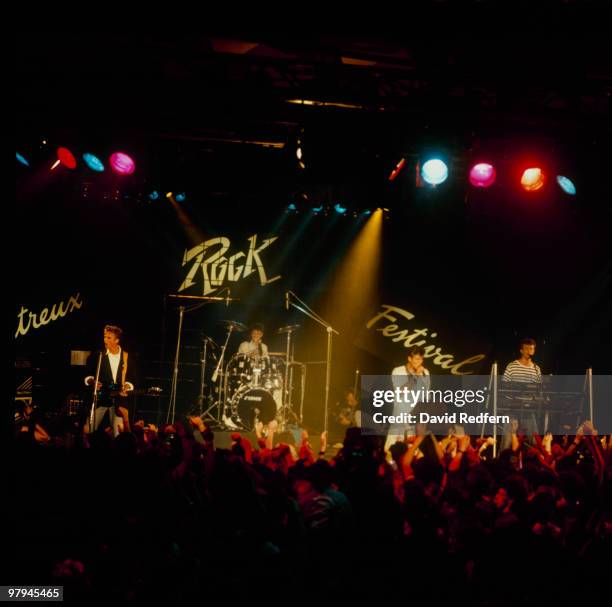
[286, 291, 339, 433]
[88, 352, 103, 433]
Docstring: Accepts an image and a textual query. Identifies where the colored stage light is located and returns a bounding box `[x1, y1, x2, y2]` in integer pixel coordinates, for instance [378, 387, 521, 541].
[469, 162, 496, 188]
[57, 147, 77, 169]
[109, 152, 135, 175]
[287, 203, 297, 211]
[175, 192, 186, 202]
[388, 157, 406, 181]
[421, 158, 448, 185]
[148, 190, 160, 201]
[334, 203, 347, 214]
[556, 175, 576, 196]
[312, 205, 323, 213]
[16, 152, 29, 166]
[521, 167, 545, 191]
[82, 153, 105, 172]
[165, 192, 173, 199]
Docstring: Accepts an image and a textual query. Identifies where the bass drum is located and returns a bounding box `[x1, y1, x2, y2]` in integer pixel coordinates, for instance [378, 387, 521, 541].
[231, 386, 277, 431]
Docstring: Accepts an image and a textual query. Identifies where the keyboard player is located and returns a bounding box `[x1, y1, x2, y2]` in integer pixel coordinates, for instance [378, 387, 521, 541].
[501, 337, 543, 445]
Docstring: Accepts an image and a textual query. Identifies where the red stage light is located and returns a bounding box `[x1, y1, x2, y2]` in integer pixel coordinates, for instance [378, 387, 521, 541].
[521, 167, 545, 191]
[57, 147, 77, 170]
[388, 157, 406, 181]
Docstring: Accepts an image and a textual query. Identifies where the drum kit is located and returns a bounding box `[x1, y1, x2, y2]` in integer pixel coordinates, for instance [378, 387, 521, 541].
[196, 320, 305, 432]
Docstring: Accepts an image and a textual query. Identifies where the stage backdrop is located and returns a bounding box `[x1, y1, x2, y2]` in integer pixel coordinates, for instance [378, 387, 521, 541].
[16, 180, 611, 426]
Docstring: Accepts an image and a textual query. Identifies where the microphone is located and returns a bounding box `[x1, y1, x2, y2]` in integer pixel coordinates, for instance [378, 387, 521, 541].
[285, 292, 289, 311]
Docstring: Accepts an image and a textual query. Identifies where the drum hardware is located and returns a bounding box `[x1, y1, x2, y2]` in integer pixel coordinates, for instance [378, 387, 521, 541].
[164, 291, 239, 424]
[279, 323, 300, 430]
[219, 320, 248, 333]
[197, 334, 223, 424]
[277, 323, 301, 334]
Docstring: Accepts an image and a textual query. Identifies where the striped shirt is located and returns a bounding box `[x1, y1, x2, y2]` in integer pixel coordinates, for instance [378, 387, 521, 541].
[503, 360, 541, 383]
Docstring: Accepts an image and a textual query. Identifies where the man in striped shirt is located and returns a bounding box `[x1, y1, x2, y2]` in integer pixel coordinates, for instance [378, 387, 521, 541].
[503, 338, 542, 383]
[502, 337, 542, 444]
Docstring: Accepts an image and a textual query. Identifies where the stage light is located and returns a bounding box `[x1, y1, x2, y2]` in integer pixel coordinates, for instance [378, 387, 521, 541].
[50, 159, 61, 170]
[334, 203, 347, 214]
[82, 153, 105, 172]
[556, 175, 576, 196]
[296, 146, 303, 160]
[109, 152, 135, 175]
[16, 152, 29, 166]
[421, 158, 448, 185]
[312, 205, 323, 213]
[521, 167, 545, 191]
[57, 147, 77, 169]
[469, 162, 496, 188]
[175, 192, 186, 202]
[148, 190, 160, 201]
[287, 203, 297, 211]
[166, 192, 173, 199]
[362, 209, 372, 216]
[388, 157, 406, 181]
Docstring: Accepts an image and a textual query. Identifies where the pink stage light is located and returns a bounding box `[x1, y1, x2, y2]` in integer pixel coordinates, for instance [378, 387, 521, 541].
[109, 152, 136, 175]
[469, 162, 496, 188]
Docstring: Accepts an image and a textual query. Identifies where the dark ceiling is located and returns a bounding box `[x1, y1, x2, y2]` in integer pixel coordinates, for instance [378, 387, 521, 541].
[16, 20, 612, 213]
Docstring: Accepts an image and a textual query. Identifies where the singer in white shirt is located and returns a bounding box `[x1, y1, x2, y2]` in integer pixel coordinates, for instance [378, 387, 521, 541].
[84, 325, 134, 436]
[386, 346, 431, 452]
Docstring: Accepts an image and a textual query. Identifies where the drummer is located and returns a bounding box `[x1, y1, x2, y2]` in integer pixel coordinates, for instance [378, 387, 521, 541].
[238, 323, 269, 359]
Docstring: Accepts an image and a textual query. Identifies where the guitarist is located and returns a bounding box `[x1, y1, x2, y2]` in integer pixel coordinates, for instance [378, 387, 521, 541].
[84, 324, 134, 436]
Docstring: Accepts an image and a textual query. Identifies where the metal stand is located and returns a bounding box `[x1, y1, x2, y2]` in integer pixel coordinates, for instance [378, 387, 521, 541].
[286, 291, 339, 433]
[196, 336, 221, 423]
[587, 367, 593, 424]
[87, 352, 103, 432]
[279, 326, 298, 428]
[166, 306, 185, 424]
[492, 362, 498, 457]
[164, 291, 238, 424]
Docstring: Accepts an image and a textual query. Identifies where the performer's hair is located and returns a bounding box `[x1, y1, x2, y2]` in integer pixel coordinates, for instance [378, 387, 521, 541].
[104, 324, 123, 339]
[407, 346, 425, 358]
[520, 337, 536, 347]
[251, 323, 264, 333]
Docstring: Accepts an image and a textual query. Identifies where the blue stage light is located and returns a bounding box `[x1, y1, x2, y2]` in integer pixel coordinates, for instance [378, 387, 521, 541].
[421, 158, 449, 185]
[556, 175, 576, 196]
[82, 153, 105, 172]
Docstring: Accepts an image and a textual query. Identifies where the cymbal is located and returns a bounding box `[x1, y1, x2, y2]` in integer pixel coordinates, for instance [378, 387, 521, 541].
[201, 334, 218, 346]
[220, 319, 248, 332]
[278, 323, 301, 334]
